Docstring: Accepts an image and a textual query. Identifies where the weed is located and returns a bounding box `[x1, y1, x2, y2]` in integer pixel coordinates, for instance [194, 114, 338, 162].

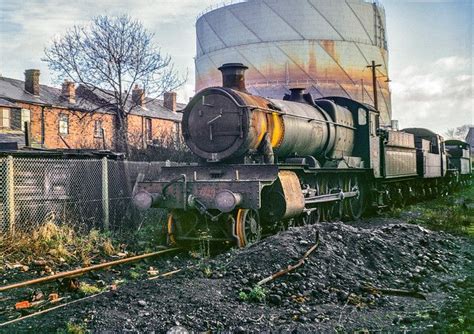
[239, 285, 267, 303]
[0, 221, 117, 268]
[239, 291, 249, 301]
[400, 184, 474, 236]
[203, 266, 213, 278]
[127, 210, 168, 250]
[198, 230, 211, 259]
[0, 217, 118, 272]
[64, 322, 87, 334]
[78, 282, 102, 295]
[129, 270, 141, 280]
[249, 285, 267, 302]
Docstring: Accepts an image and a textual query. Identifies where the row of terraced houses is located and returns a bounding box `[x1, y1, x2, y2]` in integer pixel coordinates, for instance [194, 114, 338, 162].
[0, 69, 184, 152]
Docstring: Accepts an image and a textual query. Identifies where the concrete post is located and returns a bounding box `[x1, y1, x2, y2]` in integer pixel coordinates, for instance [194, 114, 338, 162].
[6, 156, 15, 234]
[102, 157, 109, 231]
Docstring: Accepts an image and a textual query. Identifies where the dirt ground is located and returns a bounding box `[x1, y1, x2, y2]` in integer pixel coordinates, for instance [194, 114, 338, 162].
[2, 213, 472, 333]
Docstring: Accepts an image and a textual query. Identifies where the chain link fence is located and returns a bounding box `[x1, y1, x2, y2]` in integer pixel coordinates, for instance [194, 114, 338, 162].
[0, 156, 174, 235]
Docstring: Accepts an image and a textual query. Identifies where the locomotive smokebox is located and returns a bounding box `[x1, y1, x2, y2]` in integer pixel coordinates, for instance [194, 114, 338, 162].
[218, 63, 249, 92]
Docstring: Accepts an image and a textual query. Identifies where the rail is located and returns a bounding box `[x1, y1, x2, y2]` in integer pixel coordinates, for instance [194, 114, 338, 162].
[0, 247, 180, 292]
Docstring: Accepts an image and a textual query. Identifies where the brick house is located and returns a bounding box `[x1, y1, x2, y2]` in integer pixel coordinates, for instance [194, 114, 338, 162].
[0, 69, 183, 151]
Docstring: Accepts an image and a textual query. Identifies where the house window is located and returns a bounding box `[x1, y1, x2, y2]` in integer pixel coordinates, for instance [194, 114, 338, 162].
[21, 109, 31, 130]
[94, 120, 103, 138]
[1, 108, 10, 129]
[59, 114, 69, 135]
[145, 118, 153, 141]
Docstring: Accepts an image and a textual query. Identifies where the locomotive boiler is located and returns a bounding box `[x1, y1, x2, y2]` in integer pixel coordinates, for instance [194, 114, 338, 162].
[183, 63, 355, 165]
[133, 63, 471, 248]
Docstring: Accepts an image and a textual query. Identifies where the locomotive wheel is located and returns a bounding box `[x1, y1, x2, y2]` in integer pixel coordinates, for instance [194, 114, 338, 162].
[386, 187, 397, 211]
[324, 175, 344, 222]
[303, 210, 321, 225]
[319, 178, 334, 222]
[328, 177, 343, 221]
[295, 181, 321, 226]
[391, 185, 404, 209]
[166, 211, 200, 247]
[235, 209, 262, 248]
[348, 176, 366, 220]
[398, 185, 408, 207]
[289, 209, 320, 227]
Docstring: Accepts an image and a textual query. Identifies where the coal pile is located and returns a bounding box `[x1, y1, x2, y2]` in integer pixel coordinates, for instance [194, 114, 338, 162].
[10, 219, 473, 333]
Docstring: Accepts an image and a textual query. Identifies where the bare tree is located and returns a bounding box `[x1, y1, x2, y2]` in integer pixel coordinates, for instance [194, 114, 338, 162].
[444, 124, 472, 141]
[43, 15, 185, 154]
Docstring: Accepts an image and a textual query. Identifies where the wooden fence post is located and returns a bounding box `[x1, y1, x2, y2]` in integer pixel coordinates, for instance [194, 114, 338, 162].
[6, 156, 15, 235]
[102, 157, 109, 231]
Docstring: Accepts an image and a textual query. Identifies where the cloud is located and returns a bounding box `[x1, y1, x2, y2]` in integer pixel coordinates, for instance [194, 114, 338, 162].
[391, 56, 473, 133]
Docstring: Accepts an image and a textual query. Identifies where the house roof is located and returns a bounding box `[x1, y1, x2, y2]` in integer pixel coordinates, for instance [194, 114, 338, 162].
[0, 76, 183, 122]
[0, 98, 19, 108]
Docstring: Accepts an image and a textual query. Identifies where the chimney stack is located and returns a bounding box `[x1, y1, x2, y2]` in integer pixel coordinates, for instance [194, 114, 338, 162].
[24, 69, 40, 96]
[164, 92, 177, 112]
[132, 84, 145, 106]
[218, 63, 248, 92]
[61, 80, 76, 104]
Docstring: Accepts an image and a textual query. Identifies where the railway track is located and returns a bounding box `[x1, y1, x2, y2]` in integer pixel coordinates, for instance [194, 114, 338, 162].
[0, 247, 184, 326]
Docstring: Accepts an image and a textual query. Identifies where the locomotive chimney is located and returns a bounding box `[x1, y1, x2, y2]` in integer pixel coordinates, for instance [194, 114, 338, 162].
[286, 88, 306, 103]
[218, 63, 249, 92]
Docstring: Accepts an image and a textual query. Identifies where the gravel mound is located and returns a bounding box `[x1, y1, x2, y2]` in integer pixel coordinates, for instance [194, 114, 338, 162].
[10, 219, 473, 333]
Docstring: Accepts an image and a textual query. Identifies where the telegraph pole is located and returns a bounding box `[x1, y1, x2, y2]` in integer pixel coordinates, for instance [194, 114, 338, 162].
[367, 60, 382, 110]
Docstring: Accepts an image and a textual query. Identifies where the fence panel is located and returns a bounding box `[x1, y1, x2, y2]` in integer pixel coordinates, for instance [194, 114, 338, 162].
[0, 157, 171, 235]
[10, 159, 103, 232]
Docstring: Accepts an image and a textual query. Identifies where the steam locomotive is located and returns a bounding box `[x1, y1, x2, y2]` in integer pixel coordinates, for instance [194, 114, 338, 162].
[133, 63, 471, 247]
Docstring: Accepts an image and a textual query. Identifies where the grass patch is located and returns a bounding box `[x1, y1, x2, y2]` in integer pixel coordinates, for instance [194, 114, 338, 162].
[124, 210, 168, 252]
[239, 285, 267, 303]
[394, 184, 474, 237]
[0, 221, 116, 267]
[78, 282, 102, 296]
[65, 322, 87, 334]
[129, 270, 141, 280]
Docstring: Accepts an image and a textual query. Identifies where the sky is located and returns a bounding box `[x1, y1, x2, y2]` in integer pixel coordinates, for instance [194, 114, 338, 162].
[0, 0, 472, 134]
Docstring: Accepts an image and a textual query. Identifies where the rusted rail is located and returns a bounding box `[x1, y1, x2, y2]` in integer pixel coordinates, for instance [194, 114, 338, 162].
[0, 248, 180, 292]
[0, 292, 104, 328]
[0, 264, 186, 328]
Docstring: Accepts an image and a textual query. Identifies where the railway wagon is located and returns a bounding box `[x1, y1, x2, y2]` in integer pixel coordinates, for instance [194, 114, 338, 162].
[445, 139, 472, 187]
[132, 63, 470, 247]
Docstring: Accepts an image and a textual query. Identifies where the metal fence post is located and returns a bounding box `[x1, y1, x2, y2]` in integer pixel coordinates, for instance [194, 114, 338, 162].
[6, 156, 15, 234]
[102, 157, 109, 231]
